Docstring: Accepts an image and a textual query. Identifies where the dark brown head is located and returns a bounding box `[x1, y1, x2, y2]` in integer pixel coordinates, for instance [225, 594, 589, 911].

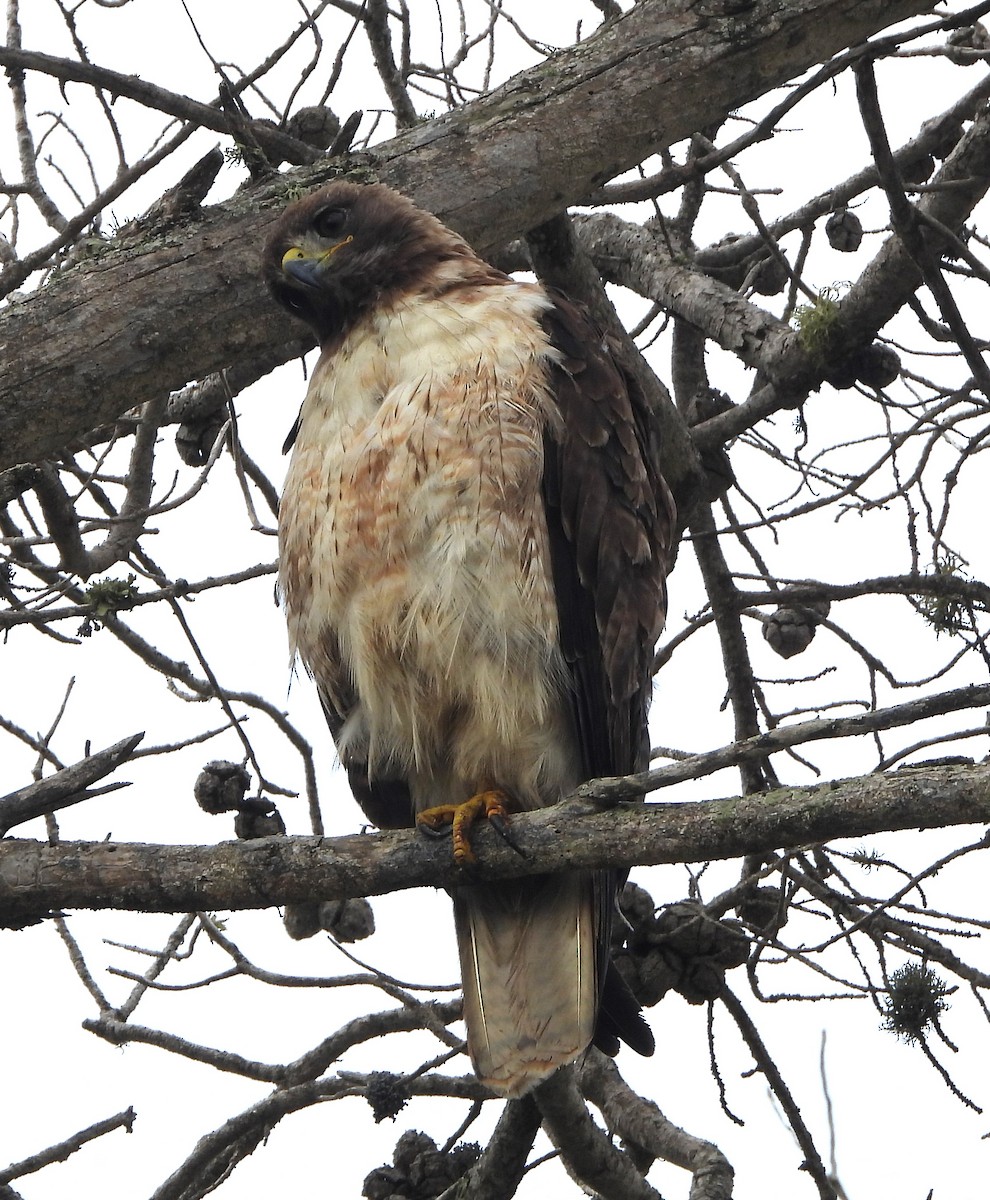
[262, 181, 476, 345]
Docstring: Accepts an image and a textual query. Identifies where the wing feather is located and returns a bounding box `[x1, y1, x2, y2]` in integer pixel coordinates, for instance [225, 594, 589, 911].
[539, 290, 675, 1059]
[540, 290, 673, 781]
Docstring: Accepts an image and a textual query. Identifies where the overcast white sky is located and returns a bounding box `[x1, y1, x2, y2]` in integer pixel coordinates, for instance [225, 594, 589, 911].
[2, 3, 990, 1197]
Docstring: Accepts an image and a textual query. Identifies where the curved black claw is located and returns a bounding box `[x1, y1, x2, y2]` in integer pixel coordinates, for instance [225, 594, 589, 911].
[489, 812, 528, 859]
[418, 821, 454, 840]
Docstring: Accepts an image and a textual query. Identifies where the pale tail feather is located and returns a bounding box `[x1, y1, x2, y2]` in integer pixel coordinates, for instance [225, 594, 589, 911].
[453, 872, 597, 1098]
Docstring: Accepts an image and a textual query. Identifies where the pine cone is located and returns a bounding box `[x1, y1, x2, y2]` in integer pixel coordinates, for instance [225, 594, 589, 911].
[763, 589, 831, 658]
[825, 209, 863, 252]
[193, 761, 251, 814]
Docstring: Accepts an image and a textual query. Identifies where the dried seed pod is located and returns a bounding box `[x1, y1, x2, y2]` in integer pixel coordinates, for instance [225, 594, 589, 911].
[752, 253, 789, 296]
[614, 898, 750, 1007]
[319, 897, 375, 942]
[169, 376, 228, 466]
[946, 23, 990, 65]
[175, 413, 226, 466]
[736, 886, 788, 934]
[233, 798, 286, 839]
[683, 389, 735, 502]
[392, 1131, 438, 1175]
[448, 1144, 483, 1178]
[823, 356, 859, 390]
[617, 881, 657, 938]
[902, 154, 935, 186]
[650, 902, 750, 1004]
[825, 208, 863, 252]
[615, 944, 679, 1008]
[763, 589, 831, 658]
[284, 105, 340, 150]
[364, 1072, 410, 1123]
[283, 902, 322, 941]
[363, 1131, 480, 1200]
[193, 760, 251, 814]
[856, 343, 901, 389]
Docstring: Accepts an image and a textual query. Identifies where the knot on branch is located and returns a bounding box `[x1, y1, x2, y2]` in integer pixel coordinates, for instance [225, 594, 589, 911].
[614, 887, 749, 1007]
[762, 587, 831, 658]
[114, 148, 224, 244]
[363, 1130, 481, 1200]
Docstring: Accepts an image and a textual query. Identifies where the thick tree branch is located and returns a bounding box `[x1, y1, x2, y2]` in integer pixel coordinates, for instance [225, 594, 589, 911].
[572, 211, 803, 399]
[439, 1097, 543, 1200]
[0, 0, 936, 470]
[3, 761, 990, 923]
[578, 1052, 733, 1200]
[536, 1067, 663, 1200]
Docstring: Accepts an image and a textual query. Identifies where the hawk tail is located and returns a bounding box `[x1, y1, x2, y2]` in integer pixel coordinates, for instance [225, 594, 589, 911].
[453, 871, 599, 1098]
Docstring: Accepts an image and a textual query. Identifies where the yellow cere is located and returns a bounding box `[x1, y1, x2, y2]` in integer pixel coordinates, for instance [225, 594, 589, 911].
[281, 236, 353, 272]
[281, 246, 307, 268]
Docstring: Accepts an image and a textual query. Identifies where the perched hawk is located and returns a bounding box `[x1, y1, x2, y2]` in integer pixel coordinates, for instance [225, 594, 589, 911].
[264, 181, 673, 1097]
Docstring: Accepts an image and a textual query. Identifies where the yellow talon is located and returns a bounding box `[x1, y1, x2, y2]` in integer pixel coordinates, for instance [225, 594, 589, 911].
[417, 789, 511, 865]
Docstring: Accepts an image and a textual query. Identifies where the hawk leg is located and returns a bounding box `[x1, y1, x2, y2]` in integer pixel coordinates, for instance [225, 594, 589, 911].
[416, 789, 514, 865]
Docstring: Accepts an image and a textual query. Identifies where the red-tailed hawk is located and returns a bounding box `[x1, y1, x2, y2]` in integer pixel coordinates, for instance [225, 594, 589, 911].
[264, 181, 673, 1097]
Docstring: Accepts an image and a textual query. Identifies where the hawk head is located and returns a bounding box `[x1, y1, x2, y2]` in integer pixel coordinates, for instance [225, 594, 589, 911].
[263, 181, 476, 345]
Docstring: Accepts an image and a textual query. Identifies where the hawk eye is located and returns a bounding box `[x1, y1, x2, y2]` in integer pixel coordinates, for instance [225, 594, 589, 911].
[312, 206, 348, 240]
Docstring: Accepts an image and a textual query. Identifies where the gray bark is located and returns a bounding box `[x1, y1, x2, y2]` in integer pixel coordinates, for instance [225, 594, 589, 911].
[2, 761, 989, 923]
[0, 0, 934, 471]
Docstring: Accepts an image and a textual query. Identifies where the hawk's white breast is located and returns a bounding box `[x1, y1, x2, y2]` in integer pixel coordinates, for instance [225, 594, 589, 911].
[278, 275, 578, 807]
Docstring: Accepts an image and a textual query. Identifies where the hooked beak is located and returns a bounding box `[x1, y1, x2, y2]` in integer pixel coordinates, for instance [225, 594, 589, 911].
[281, 236, 353, 286]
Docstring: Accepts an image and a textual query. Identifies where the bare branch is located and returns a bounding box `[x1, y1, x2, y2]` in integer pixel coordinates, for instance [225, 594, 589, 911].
[3, 760, 990, 922]
[0, 1108, 135, 1186]
[579, 1052, 734, 1200]
[0, 0, 939, 471]
[0, 45, 319, 166]
[0, 731, 143, 835]
[536, 1066, 663, 1200]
